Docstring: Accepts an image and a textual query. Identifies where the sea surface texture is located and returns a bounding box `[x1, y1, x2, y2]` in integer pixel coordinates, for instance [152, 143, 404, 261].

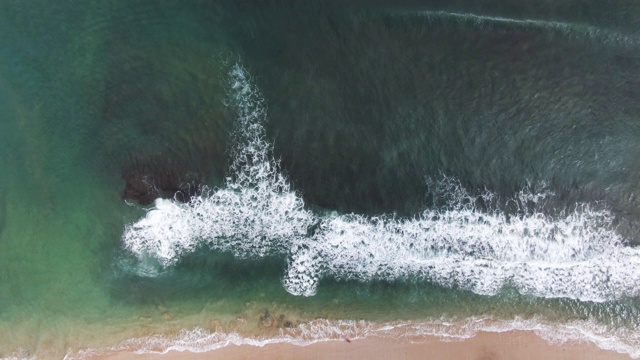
[1, 1, 640, 358]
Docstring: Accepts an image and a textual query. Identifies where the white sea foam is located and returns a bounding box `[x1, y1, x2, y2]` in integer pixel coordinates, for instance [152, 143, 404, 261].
[1, 351, 36, 360]
[65, 317, 640, 359]
[122, 63, 640, 301]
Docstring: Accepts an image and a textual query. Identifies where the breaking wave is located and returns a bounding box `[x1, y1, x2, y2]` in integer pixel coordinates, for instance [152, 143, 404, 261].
[122, 63, 640, 301]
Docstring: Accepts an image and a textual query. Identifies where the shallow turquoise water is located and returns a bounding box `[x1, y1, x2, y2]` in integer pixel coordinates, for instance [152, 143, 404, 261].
[1, 1, 640, 358]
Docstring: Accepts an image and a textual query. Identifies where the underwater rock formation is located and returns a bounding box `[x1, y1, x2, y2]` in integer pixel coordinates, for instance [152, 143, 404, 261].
[122, 157, 204, 205]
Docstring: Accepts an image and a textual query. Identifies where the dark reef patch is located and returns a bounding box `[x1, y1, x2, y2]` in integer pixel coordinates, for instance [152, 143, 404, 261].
[122, 157, 204, 205]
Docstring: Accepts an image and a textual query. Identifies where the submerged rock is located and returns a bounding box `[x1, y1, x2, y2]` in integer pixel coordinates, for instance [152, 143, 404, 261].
[258, 310, 273, 328]
[122, 157, 204, 206]
[258, 310, 294, 329]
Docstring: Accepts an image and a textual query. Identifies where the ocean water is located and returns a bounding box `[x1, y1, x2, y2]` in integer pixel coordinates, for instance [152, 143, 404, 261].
[1, 1, 640, 358]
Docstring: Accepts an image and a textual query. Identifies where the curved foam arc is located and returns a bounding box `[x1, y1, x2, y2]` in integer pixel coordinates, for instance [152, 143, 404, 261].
[122, 63, 640, 302]
[65, 317, 640, 359]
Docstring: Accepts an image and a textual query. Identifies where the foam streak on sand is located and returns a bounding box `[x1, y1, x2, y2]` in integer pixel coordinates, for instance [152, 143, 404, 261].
[122, 63, 640, 301]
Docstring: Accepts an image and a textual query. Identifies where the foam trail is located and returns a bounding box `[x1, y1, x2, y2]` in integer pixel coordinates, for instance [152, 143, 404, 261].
[389, 10, 640, 47]
[122, 63, 640, 302]
[65, 317, 640, 359]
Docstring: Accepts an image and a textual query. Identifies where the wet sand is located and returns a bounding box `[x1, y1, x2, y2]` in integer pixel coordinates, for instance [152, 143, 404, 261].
[97, 330, 633, 360]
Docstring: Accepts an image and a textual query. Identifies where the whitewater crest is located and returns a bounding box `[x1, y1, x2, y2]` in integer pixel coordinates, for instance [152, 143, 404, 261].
[122, 63, 640, 301]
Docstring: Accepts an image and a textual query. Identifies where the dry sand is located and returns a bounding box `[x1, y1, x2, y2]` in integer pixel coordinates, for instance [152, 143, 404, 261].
[97, 330, 633, 360]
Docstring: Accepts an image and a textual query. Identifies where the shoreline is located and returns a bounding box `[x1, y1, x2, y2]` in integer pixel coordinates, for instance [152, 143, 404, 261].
[94, 330, 633, 360]
[60, 316, 640, 360]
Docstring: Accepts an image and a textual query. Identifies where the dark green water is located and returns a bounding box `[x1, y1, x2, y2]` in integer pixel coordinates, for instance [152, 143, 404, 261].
[1, 1, 640, 358]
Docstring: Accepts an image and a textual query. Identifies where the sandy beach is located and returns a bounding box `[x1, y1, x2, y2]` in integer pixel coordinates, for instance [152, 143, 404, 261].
[96, 330, 633, 360]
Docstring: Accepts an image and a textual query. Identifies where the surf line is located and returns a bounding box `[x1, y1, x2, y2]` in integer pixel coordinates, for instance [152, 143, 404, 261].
[66, 317, 640, 359]
[122, 63, 640, 302]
